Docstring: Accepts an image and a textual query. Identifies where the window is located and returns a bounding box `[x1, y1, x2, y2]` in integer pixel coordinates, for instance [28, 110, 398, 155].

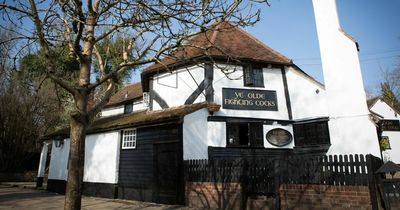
[124, 103, 133, 114]
[243, 65, 264, 87]
[227, 122, 263, 147]
[293, 121, 330, 147]
[122, 129, 136, 149]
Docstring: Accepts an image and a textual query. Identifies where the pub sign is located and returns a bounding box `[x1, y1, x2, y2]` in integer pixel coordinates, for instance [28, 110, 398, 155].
[380, 136, 391, 151]
[381, 120, 400, 131]
[266, 128, 292, 147]
[222, 88, 278, 111]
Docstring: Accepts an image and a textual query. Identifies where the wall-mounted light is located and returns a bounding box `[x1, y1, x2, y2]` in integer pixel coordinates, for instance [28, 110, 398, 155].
[54, 136, 64, 148]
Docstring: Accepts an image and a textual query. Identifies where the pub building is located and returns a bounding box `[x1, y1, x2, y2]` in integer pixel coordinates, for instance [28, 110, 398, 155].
[368, 97, 400, 162]
[37, 1, 386, 205]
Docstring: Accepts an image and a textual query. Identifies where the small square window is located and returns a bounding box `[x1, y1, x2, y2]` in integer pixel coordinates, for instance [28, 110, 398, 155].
[243, 65, 264, 87]
[124, 103, 133, 114]
[122, 129, 136, 149]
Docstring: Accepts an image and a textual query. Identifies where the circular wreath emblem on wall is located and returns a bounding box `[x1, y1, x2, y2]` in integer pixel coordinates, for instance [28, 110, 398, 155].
[266, 128, 293, 147]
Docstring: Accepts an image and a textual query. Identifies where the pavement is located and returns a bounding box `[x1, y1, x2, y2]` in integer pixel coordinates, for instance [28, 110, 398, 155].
[0, 183, 197, 210]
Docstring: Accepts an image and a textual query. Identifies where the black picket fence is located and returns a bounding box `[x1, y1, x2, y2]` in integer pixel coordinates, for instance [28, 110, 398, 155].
[184, 154, 383, 195]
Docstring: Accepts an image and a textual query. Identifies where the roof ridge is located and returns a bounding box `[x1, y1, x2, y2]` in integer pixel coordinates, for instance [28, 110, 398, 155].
[118, 82, 141, 92]
[235, 26, 291, 63]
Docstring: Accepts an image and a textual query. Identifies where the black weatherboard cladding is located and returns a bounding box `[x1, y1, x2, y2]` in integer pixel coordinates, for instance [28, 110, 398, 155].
[208, 146, 293, 160]
[117, 123, 183, 204]
[47, 180, 117, 198]
[47, 179, 66, 194]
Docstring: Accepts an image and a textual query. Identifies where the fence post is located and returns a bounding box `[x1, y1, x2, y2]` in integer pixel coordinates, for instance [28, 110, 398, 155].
[241, 158, 248, 210]
[366, 154, 380, 210]
[274, 158, 281, 210]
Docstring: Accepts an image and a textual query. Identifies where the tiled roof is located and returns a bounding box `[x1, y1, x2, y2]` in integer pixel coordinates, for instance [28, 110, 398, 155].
[44, 102, 216, 138]
[143, 21, 292, 75]
[105, 82, 143, 107]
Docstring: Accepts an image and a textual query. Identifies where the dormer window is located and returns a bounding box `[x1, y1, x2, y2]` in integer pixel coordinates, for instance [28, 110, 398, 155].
[124, 103, 133, 114]
[243, 65, 264, 87]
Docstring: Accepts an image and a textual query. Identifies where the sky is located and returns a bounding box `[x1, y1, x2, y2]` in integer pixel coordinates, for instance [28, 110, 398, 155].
[4, 0, 397, 95]
[244, 0, 400, 95]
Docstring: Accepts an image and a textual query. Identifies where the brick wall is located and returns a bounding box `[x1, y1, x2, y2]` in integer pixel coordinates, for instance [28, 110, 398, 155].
[186, 182, 374, 210]
[185, 182, 242, 210]
[280, 184, 372, 210]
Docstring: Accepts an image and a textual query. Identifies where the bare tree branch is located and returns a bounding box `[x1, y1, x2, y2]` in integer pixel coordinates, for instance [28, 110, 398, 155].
[28, 0, 76, 94]
[1, 0, 265, 209]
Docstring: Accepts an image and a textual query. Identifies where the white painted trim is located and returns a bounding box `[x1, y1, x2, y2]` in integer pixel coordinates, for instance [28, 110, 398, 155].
[37, 143, 49, 178]
[121, 128, 137, 149]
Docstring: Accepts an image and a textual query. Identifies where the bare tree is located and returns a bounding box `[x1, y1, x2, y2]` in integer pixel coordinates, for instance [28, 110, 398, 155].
[1, 0, 265, 209]
[380, 62, 400, 111]
[383, 64, 400, 97]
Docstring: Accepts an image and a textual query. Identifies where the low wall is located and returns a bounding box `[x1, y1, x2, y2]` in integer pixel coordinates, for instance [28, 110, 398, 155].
[186, 182, 373, 210]
[0, 171, 37, 182]
[280, 184, 372, 210]
[185, 182, 242, 210]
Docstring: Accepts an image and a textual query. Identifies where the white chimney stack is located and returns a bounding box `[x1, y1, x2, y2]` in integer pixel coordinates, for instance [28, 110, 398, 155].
[312, 0, 380, 156]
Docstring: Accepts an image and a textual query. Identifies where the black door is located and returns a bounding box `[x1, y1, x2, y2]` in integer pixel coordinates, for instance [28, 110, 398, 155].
[153, 141, 183, 204]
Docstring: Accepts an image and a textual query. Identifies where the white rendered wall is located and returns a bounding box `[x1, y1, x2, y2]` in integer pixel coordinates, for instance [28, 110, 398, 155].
[263, 124, 294, 149]
[370, 99, 400, 163]
[84, 131, 120, 184]
[208, 121, 227, 148]
[48, 132, 120, 183]
[152, 100, 162, 110]
[48, 139, 70, 180]
[213, 64, 289, 120]
[152, 65, 205, 110]
[183, 108, 209, 160]
[37, 142, 49, 178]
[101, 99, 146, 117]
[132, 100, 146, 112]
[101, 105, 124, 117]
[370, 100, 400, 120]
[286, 66, 328, 119]
[312, 0, 380, 156]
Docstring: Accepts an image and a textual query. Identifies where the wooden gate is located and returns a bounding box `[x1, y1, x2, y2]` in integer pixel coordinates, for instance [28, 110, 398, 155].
[379, 179, 400, 210]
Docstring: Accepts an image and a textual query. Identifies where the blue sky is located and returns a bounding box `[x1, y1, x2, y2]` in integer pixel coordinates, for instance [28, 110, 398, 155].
[245, 0, 400, 95]
[11, 0, 394, 95]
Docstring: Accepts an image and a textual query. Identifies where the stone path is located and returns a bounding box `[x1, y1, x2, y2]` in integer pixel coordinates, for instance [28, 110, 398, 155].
[0, 184, 196, 210]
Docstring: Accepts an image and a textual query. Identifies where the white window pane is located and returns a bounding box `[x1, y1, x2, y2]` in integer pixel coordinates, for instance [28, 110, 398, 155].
[122, 129, 137, 149]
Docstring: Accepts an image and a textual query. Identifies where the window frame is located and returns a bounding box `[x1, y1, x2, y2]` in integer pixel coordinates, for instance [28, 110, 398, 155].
[121, 128, 137, 149]
[293, 121, 330, 147]
[124, 103, 133, 114]
[226, 122, 264, 148]
[243, 64, 264, 88]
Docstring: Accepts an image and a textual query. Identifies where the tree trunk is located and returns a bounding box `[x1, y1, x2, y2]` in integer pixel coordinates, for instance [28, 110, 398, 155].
[64, 116, 87, 210]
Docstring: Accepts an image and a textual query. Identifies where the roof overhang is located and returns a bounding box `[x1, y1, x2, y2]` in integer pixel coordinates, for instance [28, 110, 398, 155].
[43, 102, 215, 139]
